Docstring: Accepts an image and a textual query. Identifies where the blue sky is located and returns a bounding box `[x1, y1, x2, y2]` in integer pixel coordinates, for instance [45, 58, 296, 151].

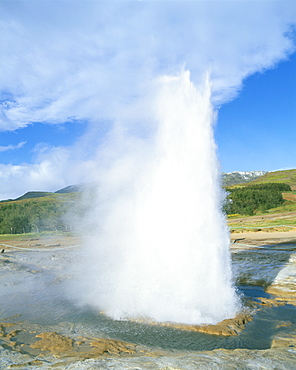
[1, 53, 295, 173]
[0, 1, 296, 200]
[216, 52, 296, 172]
[0, 120, 86, 165]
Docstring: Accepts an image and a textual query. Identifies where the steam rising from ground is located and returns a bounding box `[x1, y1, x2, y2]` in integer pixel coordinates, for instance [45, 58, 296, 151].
[73, 71, 239, 324]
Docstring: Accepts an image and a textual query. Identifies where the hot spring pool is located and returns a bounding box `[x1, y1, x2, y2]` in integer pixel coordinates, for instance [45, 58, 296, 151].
[0, 243, 296, 368]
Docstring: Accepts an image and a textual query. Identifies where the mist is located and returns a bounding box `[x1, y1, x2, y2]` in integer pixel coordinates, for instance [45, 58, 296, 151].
[70, 70, 241, 324]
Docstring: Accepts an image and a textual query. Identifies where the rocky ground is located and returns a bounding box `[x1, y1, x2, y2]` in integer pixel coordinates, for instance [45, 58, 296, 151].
[0, 231, 295, 369]
[0, 234, 80, 251]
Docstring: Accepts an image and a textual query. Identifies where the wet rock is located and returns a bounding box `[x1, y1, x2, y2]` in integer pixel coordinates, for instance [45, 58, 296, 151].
[0, 323, 20, 349]
[154, 312, 253, 336]
[0, 323, 17, 337]
[30, 331, 138, 358]
[255, 297, 285, 307]
[194, 312, 253, 336]
[266, 253, 296, 306]
[275, 321, 292, 328]
[271, 334, 296, 349]
[30, 332, 74, 354]
[7, 359, 44, 368]
[88, 338, 137, 356]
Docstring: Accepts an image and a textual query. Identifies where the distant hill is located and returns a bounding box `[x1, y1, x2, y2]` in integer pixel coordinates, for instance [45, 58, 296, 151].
[222, 171, 267, 187]
[246, 169, 296, 190]
[0, 186, 81, 234]
[14, 191, 54, 201]
[3, 169, 296, 204]
[0, 185, 81, 203]
[55, 185, 81, 194]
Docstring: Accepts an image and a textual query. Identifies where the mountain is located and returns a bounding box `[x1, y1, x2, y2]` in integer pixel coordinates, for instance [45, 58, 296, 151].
[246, 169, 296, 190]
[0, 185, 81, 203]
[14, 191, 54, 201]
[222, 171, 267, 187]
[55, 185, 81, 194]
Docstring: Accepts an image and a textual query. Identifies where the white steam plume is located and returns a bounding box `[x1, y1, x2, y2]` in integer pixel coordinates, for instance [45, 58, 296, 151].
[72, 71, 239, 324]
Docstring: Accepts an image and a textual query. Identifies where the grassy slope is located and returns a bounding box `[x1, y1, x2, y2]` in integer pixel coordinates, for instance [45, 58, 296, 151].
[245, 169, 296, 189]
[14, 191, 53, 201]
[0, 192, 80, 237]
[226, 169, 296, 190]
[228, 193, 296, 231]
[226, 169, 296, 229]
[0, 192, 79, 206]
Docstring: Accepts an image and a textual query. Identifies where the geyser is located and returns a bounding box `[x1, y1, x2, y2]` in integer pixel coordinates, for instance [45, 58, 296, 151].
[76, 71, 240, 325]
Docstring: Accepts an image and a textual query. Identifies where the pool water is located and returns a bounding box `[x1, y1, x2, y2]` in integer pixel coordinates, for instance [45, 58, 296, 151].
[0, 243, 295, 365]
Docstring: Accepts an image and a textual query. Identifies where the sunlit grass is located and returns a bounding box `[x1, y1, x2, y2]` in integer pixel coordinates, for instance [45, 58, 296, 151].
[0, 231, 73, 241]
[228, 216, 296, 231]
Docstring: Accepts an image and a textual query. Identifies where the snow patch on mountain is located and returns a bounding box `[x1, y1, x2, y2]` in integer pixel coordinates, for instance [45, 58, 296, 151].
[222, 171, 268, 186]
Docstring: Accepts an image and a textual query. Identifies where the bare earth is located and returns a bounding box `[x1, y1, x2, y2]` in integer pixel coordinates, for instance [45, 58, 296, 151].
[229, 210, 296, 247]
[0, 234, 81, 251]
[230, 230, 296, 247]
[1, 229, 296, 251]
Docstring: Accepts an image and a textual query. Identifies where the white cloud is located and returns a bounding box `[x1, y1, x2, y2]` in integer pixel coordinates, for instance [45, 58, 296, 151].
[0, 141, 26, 152]
[0, 1, 295, 199]
[0, 144, 98, 200]
[0, 1, 295, 130]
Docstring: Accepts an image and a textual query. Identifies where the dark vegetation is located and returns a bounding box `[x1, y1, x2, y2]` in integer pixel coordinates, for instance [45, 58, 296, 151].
[0, 188, 80, 234]
[225, 183, 291, 216]
[14, 191, 54, 201]
[247, 168, 296, 189]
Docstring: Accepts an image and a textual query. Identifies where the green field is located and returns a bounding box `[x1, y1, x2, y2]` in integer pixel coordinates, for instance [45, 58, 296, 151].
[232, 169, 296, 190]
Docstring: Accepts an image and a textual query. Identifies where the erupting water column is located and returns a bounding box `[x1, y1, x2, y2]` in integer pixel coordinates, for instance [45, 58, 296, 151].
[80, 71, 240, 325]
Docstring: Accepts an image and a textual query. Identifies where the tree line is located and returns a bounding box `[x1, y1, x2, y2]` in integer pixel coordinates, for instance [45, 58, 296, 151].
[0, 198, 72, 234]
[0, 182, 292, 233]
[224, 182, 291, 216]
